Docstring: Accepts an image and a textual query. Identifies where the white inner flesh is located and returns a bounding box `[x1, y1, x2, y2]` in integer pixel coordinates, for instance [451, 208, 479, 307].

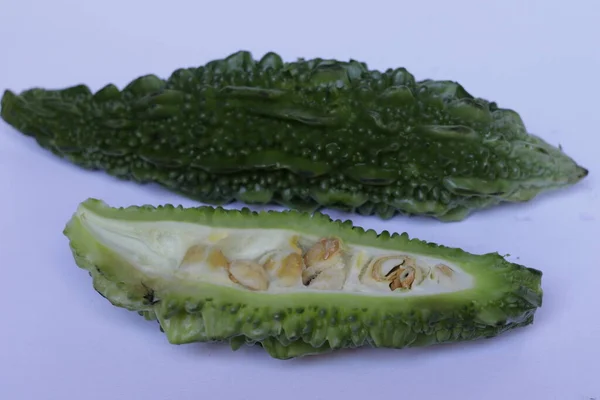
[78, 208, 474, 296]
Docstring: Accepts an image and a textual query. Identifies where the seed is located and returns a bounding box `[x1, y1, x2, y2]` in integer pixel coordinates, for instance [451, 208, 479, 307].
[304, 237, 341, 266]
[277, 253, 304, 286]
[263, 257, 277, 272]
[363, 254, 425, 291]
[303, 237, 344, 285]
[433, 264, 458, 288]
[288, 235, 302, 254]
[389, 266, 416, 290]
[370, 255, 414, 282]
[436, 264, 454, 277]
[228, 260, 269, 291]
[207, 248, 229, 269]
[180, 244, 207, 265]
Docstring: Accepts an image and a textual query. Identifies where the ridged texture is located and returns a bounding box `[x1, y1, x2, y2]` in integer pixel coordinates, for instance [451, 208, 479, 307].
[64, 198, 543, 359]
[1, 50, 588, 221]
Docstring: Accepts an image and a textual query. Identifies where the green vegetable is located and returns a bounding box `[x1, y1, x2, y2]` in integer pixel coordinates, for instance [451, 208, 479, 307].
[1, 50, 587, 221]
[64, 198, 543, 359]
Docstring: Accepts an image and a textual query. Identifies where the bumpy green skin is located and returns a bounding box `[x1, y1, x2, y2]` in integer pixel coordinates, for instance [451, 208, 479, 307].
[64, 198, 543, 359]
[1, 50, 587, 221]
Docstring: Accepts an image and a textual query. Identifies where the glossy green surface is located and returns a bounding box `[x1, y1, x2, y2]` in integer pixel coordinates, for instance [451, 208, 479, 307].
[1, 50, 588, 221]
[64, 198, 543, 359]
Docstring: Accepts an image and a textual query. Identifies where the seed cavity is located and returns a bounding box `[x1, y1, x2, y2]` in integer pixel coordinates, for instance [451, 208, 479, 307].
[172, 231, 469, 295]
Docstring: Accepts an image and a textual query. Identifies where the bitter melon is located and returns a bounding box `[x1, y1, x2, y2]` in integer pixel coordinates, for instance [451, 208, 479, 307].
[1, 50, 588, 221]
[64, 198, 543, 359]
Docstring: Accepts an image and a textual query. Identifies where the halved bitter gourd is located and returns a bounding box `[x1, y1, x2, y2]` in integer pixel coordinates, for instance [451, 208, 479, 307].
[64, 198, 543, 359]
[1, 50, 588, 221]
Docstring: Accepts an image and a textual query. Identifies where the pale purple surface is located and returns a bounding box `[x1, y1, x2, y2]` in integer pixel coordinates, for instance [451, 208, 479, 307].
[0, 1, 599, 399]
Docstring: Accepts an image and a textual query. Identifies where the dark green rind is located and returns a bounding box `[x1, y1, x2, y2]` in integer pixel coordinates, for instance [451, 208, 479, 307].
[64, 198, 543, 359]
[2, 52, 589, 220]
[1, 51, 588, 221]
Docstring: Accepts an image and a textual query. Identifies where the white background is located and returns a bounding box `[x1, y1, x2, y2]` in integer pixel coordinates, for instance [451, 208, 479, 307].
[0, 1, 598, 399]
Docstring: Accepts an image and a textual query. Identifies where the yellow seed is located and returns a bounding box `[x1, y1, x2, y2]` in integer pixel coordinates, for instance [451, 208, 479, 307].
[228, 260, 269, 291]
[304, 237, 341, 266]
[288, 235, 302, 254]
[207, 248, 229, 269]
[322, 238, 340, 260]
[370, 255, 414, 282]
[277, 253, 304, 286]
[436, 264, 454, 277]
[389, 266, 416, 291]
[263, 257, 277, 272]
[181, 244, 207, 265]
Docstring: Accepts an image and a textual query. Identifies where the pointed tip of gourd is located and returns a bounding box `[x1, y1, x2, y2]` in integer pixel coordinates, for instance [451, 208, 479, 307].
[0, 89, 17, 118]
[563, 164, 589, 187]
[1, 88, 13, 99]
[576, 165, 589, 180]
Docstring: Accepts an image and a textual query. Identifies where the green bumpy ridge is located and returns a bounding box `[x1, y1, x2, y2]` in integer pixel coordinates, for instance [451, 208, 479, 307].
[64, 198, 543, 359]
[0, 50, 587, 221]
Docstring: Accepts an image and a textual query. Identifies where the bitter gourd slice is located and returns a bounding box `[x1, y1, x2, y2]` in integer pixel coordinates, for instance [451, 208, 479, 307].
[64, 198, 543, 359]
[1, 50, 587, 221]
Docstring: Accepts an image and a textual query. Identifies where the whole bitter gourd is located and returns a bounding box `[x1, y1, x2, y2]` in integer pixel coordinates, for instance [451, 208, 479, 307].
[64, 198, 543, 359]
[1, 50, 588, 221]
